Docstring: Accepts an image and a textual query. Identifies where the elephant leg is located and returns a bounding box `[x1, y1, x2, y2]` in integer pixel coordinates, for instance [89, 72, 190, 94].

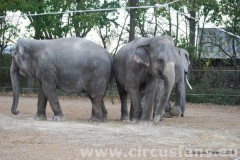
[129, 101, 134, 121]
[41, 81, 64, 121]
[141, 80, 157, 121]
[117, 84, 129, 120]
[89, 96, 103, 122]
[154, 95, 169, 124]
[164, 100, 171, 113]
[153, 80, 163, 118]
[101, 100, 108, 122]
[174, 81, 185, 117]
[35, 82, 47, 120]
[181, 94, 186, 117]
[163, 100, 174, 118]
[128, 86, 142, 121]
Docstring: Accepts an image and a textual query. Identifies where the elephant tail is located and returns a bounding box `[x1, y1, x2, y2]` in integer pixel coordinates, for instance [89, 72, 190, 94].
[109, 76, 114, 105]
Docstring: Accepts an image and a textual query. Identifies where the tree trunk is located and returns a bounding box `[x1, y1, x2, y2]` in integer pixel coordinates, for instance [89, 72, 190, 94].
[129, 0, 138, 42]
[0, 10, 5, 55]
[175, 12, 179, 46]
[198, 17, 206, 59]
[168, 8, 172, 36]
[153, 10, 158, 36]
[113, 14, 129, 55]
[73, 0, 81, 37]
[188, 0, 196, 47]
[231, 37, 239, 86]
[31, 0, 45, 39]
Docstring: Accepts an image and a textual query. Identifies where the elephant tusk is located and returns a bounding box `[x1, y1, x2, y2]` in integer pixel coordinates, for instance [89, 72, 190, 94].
[185, 78, 193, 90]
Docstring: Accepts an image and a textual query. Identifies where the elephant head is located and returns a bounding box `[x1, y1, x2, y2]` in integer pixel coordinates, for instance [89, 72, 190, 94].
[10, 39, 37, 115]
[132, 36, 176, 79]
[179, 48, 192, 90]
[130, 36, 177, 123]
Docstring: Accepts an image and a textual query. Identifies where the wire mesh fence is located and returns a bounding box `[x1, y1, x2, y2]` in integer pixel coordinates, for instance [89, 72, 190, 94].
[186, 69, 240, 105]
[0, 66, 239, 105]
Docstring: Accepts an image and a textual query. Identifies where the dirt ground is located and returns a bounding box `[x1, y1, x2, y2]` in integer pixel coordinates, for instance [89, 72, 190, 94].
[0, 95, 239, 160]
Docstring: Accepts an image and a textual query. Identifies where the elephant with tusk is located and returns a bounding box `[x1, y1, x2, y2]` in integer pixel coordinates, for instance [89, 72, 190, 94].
[153, 48, 192, 122]
[113, 36, 176, 123]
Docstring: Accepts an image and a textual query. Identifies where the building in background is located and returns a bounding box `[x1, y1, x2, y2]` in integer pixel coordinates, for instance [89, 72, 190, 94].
[199, 28, 240, 59]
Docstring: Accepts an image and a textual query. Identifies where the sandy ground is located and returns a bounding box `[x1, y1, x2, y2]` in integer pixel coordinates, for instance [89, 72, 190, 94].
[0, 95, 239, 160]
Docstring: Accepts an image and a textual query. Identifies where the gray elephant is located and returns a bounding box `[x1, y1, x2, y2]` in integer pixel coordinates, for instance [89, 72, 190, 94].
[153, 48, 192, 120]
[10, 37, 112, 122]
[113, 36, 176, 123]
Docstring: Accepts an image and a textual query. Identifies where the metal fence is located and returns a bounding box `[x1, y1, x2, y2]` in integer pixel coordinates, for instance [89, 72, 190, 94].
[0, 67, 240, 105]
[186, 69, 240, 105]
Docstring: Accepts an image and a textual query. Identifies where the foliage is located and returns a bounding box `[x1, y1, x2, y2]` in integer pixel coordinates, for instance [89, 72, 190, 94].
[0, 54, 11, 86]
[186, 87, 240, 105]
[95, 0, 120, 49]
[202, 0, 240, 64]
[186, 69, 240, 105]
[0, 0, 20, 54]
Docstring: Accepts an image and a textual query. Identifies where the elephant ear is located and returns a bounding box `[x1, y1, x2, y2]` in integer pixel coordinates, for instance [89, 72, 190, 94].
[12, 39, 31, 75]
[179, 48, 190, 73]
[19, 47, 27, 64]
[133, 38, 151, 67]
[14, 39, 28, 59]
[19, 44, 25, 56]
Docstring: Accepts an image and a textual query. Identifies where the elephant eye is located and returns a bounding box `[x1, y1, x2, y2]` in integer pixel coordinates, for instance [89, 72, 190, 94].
[19, 54, 24, 61]
[158, 58, 163, 63]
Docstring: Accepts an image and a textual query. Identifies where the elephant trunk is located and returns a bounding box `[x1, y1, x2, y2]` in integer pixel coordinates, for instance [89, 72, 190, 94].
[153, 62, 176, 124]
[10, 60, 20, 115]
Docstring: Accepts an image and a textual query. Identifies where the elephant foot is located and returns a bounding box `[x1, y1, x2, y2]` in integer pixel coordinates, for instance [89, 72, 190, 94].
[181, 113, 184, 117]
[122, 119, 132, 123]
[34, 114, 47, 120]
[102, 116, 107, 122]
[139, 120, 153, 126]
[131, 118, 140, 124]
[163, 112, 173, 118]
[122, 119, 136, 124]
[170, 106, 181, 117]
[120, 115, 129, 121]
[129, 116, 133, 121]
[52, 114, 65, 121]
[153, 115, 163, 125]
[88, 115, 102, 122]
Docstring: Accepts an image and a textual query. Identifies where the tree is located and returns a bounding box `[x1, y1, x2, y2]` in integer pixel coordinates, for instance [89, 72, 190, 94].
[71, 0, 101, 37]
[135, 0, 152, 37]
[9, 0, 73, 92]
[0, 0, 19, 55]
[218, 0, 240, 62]
[188, 0, 196, 47]
[0, 1, 22, 90]
[131, 0, 172, 38]
[128, 0, 138, 42]
[11, 0, 72, 39]
[197, 0, 218, 58]
[95, 0, 120, 49]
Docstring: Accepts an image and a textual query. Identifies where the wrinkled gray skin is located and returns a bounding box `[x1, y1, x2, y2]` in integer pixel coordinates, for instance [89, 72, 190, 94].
[10, 37, 112, 122]
[153, 48, 191, 119]
[113, 36, 176, 123]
